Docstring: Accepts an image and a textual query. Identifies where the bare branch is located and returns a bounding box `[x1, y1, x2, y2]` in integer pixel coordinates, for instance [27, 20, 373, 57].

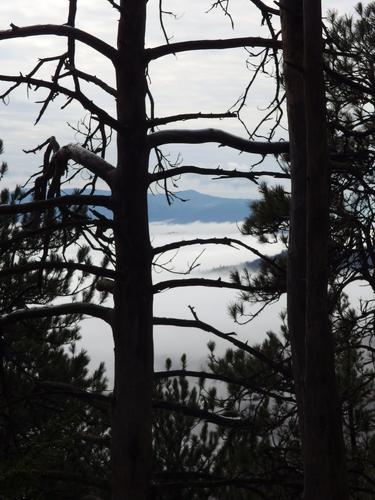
[0, 302, 113, 326]
[63, 64, 117, 97]
[153, 315, 291, 378]
[0, 24, 118, 63]
[55, 143, 116, 184]
[153, 236, 284, 270]
[98, 274, 260, 296]
[250, 0, 280, 15]
[146, 37, 282, 61]
[38, 381, 111, 404]
[148, 128, 288, 155]
[154, 277, 257, 293]
[0, 220, 112, 252]
[0, 261, 116, 281]
[106, 0, 122, 11]
[149, 165, 289, 184]
[0, 74, 118, 130]
[148, 111, 236, 127]
[0, 194, 113, 216]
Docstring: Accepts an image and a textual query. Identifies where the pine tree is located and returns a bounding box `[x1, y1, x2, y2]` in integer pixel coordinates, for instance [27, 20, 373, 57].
[0, 145, 110, 499]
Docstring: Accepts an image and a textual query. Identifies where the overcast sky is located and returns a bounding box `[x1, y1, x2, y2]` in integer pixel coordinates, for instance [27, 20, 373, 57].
[0, 0, 359, 198]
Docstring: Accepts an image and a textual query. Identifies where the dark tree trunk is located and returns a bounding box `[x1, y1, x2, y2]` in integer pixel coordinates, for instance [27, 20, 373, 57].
[303, 1, 348, 498]
[282, 0, 348, 497]
[110, 2, 153, 499]
[280, 0, 307, 442]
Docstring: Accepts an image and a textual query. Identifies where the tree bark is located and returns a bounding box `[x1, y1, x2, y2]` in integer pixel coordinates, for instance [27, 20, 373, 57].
[282, 1, 348, 496]
[303, 1, 348, 498]
[110, 2, 154, 499]
[280, 0, 307, 443]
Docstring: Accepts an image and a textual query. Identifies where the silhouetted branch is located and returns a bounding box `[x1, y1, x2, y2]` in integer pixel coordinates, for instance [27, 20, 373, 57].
[249, 0, 280, 16]
[0, 24, 118, 62]
[0, 302, 113, 326]
[155, 369, 295, 401]
[54, 143, 116, 184]
[38, 381, 111, 404]
[154, 277, 254, 293]
[153, 315, 291, 378]
[147, 36, 282, 60]
[153, 236, 284, 271]
[148, 112, 236, 127]
[0, 195, 113, 216]
[0, 261, 116, 281]
[0, 75, 118, 130]
[148, 128, 288, 155]
[154, 399, 252, 428]
[149, 165, 289, 184]
[63, 64, 117, 97]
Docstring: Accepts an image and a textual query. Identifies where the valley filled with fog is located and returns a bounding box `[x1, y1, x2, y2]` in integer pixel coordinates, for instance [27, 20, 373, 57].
[79, 217, 286, 387]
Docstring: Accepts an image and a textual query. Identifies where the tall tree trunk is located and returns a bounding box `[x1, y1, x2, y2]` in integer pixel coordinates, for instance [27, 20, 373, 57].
[111, 2, 153, 499]
[303, 1, 348, 498]
[280, 0, 307, 444]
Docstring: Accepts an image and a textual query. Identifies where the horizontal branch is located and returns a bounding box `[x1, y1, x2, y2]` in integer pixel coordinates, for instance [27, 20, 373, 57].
[155, 369, 294, 401]
[0, 24, 118, 63]
[154, 399, 251, 428]
[149, 165, 289, 184]
[153, 316, 291, 378]
[0, 74, 118, 130]
[154, 277, 252, 293]
[46, 383, 251, 428]
[148, 112, 236, 127]
[55, 143, 116, 184]
[98, 276, 261, 295]
[39, 380, 290, 430]
[38, 381, 111, 404]
[147, 128, 289, 155]
[0, 194, 113, 216]
[0, 261, 116, 281]
[153, 237, 284, 271]
[1, 219, 112, 251]
[147, 36, 282, 60]
[0, 302, 113, 326]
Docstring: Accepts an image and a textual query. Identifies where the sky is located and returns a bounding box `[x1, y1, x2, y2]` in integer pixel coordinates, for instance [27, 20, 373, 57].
[0, 0, 359, 197]
[0, 0, 363, 384]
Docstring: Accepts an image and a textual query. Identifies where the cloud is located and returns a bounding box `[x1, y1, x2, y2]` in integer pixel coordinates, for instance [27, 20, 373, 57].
[0, 0, 288, 193]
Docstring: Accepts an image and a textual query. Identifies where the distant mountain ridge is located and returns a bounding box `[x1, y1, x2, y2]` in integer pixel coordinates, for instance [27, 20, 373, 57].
[148, 189, 251, 223]
[56, 189, 252, 224]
